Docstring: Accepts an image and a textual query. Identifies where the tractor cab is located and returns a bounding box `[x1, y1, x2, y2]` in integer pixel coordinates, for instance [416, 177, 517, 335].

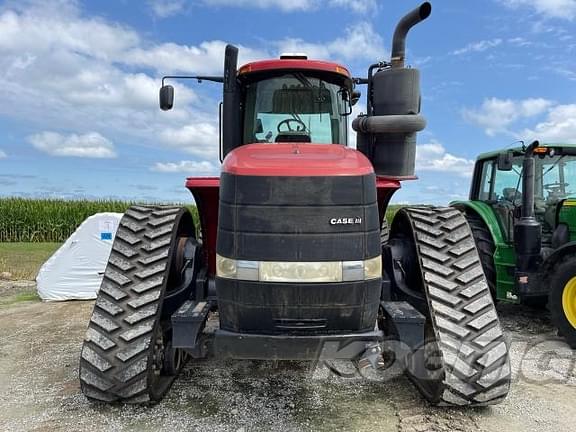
[471, 144, 576, 246]
[237, 57, 354, 146]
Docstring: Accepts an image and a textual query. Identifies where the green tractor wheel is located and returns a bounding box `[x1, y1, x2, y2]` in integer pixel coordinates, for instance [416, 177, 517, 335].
[548, 258, 576, 348]
[464, 212, 497, 298]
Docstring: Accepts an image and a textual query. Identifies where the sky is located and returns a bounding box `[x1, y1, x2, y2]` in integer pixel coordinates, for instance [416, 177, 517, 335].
[1, 0, 576, 204]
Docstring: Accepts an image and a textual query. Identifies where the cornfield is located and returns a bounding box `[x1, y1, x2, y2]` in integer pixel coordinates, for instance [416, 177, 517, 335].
[0, 197, 396, 243]
[0, 198, 198, 242]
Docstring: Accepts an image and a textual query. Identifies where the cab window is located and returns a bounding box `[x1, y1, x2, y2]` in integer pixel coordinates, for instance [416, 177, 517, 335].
[242, 73, 349, 145]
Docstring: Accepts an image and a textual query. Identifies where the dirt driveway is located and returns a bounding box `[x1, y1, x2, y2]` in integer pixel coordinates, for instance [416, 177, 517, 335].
[0, 285, 575, 432]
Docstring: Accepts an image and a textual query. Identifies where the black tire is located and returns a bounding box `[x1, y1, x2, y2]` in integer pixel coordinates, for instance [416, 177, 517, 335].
[79, 206, 196, 403]
[548, 257, 576, 348]
[392, 207, 511, 406]
[463, 211, 497, 298]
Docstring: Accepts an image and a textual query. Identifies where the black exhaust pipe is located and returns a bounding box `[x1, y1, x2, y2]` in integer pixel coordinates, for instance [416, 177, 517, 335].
[391, 2, 432, 68]
[521, 140, 539, 219]
[514, 140, 542, 293]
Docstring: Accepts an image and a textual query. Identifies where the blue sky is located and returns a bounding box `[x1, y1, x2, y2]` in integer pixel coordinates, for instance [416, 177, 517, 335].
[1, 0, 576, 204]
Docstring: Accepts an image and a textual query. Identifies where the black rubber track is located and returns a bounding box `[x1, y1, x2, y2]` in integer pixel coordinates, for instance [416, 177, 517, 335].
[396, 207, 511, 406]
[462, 211, 497, 298]
[79, 205, 193, 403]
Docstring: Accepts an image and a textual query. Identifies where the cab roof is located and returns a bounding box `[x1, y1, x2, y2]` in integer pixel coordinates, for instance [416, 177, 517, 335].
[476, 143, 576, 161]
[238, 59, 352, 84]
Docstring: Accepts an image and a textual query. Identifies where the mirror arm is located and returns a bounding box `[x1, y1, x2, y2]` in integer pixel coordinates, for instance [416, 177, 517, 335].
[161, 75, 224, 86]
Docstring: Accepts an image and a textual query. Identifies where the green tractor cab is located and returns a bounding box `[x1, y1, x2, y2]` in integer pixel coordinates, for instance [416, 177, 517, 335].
[453, 142, 576, 348]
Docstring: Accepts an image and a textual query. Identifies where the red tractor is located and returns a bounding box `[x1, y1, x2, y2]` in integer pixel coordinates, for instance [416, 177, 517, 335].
[79, 3, 511, 406]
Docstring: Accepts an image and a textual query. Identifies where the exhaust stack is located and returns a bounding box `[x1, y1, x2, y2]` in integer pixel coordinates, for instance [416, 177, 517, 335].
[353, 2, 431, 178]
[514, 141, 542, 284]
[391, 2, 432, 69]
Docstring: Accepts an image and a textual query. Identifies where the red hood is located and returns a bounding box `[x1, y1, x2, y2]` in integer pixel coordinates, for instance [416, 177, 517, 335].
[221, 143, 374, 177]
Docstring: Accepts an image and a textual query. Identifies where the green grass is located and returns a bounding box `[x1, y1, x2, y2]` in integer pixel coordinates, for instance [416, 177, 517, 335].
[0, 291, 40, 307]
[0, 242, 62, 280]
[385, 205, 402, 224]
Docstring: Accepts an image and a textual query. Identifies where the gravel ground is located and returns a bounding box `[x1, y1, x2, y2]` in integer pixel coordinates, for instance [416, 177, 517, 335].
[0, 281, 575, 432]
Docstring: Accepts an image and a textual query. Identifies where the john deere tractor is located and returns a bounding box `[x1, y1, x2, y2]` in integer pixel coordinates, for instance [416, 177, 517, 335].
[453, 141, 576, 348]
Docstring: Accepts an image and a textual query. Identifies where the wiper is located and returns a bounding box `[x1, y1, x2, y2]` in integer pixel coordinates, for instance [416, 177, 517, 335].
[293, 72, 313, 88]
[536, 155, 566, 182]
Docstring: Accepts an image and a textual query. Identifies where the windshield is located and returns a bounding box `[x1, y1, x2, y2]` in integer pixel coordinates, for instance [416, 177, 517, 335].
[479, 154, 576, 203]
[242, 74, 349, 145]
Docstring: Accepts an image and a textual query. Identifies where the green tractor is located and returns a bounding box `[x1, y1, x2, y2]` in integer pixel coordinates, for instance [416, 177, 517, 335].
[452, 141, 576, 348]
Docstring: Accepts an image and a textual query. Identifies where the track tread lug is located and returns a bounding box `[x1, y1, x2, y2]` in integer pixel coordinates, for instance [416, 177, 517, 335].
[100, 282, 127, 301]
[127, 290, 161, 308]
[131, 277, 163, 294]
[95, 297, 124, 316]
[90, 312, 120, 332]
[116, 337, 152, 362]
[116, 229, 142, 246]
[467, 309, 498, 331]
[148, 214, 178, 227]
[104, 269, 131, 287]
[117, 357, 148, 383]
[81, 346, 112, 372]
[85, 328, 116, 351]
[112, 243, 138, 259]
[138, 250, 169, 266]
[124, 304, 159, 325]
[134, 263, 167, 280]
[109, 254, 136, 272]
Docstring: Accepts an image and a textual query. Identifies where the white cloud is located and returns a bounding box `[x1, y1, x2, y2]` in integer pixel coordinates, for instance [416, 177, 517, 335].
[148, 0, 186, 18]
[125, 40, 267, 75]
[416, 141, 475, 177]
[327, 0, 377, 14]
[463, 97, 576, 143]
[28, 131, 117, 158]
[152, 160, 217, 174]
[520, 104, 576, 142]
[277, 22, 386, 62]
[202, 0, 316, 12]
[158, 123, 220, 158]
[497, 0, 576, 20]
[452, 38, 503, 55]
[201, 0, 376, 13]
[0, 149, 6, 158]
[462, 97, 553, 135]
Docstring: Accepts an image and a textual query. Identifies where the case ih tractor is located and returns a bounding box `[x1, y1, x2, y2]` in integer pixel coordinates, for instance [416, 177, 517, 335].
[79, 3, 511, 406]
[452, 142, 576, 348]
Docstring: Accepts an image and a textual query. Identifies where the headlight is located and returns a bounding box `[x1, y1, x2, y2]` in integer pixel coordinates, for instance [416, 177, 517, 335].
[260, 261, 342, 283]
[216, 254, 381, 282]
[363, 256, 382, 280]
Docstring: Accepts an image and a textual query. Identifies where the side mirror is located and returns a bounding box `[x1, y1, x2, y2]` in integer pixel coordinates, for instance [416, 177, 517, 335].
[497, 151, 513, 171]
[351, 90, 361, 106]
[159, 85, 174, 111]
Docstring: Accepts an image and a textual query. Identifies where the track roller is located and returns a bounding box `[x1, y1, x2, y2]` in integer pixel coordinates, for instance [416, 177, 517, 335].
[79, 205, 199, 403]
[388, 206, 511, 406]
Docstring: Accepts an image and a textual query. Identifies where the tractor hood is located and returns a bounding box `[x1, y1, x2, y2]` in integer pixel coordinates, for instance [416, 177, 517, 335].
[221, 143, 374, 177]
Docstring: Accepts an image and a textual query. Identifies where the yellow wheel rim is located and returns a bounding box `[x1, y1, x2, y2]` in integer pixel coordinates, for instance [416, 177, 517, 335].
[563, 277, 576, 329]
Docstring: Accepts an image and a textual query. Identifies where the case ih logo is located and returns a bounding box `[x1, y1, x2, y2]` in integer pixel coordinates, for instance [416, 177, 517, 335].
[330, 217, 362, 225]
